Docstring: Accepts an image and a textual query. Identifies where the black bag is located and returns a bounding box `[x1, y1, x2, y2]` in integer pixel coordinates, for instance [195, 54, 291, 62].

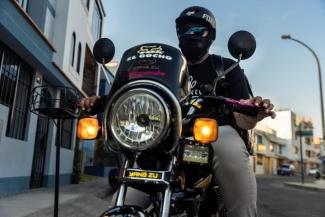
[210, 54, 254, 155]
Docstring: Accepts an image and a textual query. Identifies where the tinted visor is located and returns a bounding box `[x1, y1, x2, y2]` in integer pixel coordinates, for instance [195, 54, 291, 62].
[177, 25, 209, 37]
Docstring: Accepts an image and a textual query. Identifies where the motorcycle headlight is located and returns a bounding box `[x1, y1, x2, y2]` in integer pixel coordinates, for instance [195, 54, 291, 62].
[109, 89, 170, 151]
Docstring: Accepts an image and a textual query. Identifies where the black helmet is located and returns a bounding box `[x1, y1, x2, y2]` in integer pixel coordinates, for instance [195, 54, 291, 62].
[176, 6, 216, 40]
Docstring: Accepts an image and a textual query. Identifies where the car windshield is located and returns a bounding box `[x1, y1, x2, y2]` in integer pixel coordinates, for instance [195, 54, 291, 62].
[281, 165, 290, 168]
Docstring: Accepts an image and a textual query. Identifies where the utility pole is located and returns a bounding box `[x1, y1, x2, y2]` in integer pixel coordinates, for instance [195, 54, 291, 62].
[298, 123, 305, 184]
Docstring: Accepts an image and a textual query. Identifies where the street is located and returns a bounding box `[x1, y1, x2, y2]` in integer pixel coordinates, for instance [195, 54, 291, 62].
[257, 175, 325, 217]
[1, 175, 324, 217]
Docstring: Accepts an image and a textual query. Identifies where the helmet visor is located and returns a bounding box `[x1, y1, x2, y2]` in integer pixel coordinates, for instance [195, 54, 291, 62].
[177, 25, 209, 38]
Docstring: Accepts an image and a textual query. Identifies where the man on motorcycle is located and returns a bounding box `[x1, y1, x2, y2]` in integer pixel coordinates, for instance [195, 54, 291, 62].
[80, 6, 275, 217]
[175, 6, 275, 217]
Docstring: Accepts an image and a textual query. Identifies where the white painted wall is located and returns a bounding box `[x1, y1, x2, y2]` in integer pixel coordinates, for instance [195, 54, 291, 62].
[51, 0, 69, 68]
[40, 0, 106, 179]
[52, 0, 103, 93]
[0, 104, 37, 178]
[256, 165, 264, 175]
[257, 110, 298, 161]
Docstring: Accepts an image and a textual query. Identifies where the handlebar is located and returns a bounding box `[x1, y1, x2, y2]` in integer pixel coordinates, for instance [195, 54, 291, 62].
[222, 97, 258, 116]
[184, 95, 260, 117]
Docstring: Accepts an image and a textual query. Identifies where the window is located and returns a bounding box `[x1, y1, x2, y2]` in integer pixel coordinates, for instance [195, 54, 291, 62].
[16, 0, 29, 11]
[44, 8, 55, 43]
[305, 137, 311, 145]
[269, 144, 274, 152]
[76, 43, 82, 74]
[56, 119, 73, 149]
[92, 1, 102, 40]
[82, 46, 98, 95]
[256, 135, 263, 144]
[257, 154, 263, 165]
[294, 146, 298, 154]
[55, 90, 75, 149]
[61, 119, 73, 149]
[257, 144, 266, 152]
[0, 41, 33, 140]
[70, 33, 76, 66]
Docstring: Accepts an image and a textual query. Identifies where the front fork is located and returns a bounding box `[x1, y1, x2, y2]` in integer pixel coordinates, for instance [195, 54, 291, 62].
[114, 157, 175, 217]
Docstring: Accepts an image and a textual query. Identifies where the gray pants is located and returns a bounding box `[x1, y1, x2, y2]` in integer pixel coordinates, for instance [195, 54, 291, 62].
[112, 125, 257, 217]
[211, 125, 257, 217]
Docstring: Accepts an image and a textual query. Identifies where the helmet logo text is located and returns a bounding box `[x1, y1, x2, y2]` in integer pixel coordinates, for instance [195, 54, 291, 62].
[186, 11, 195, 16]
[137, 45, 164, 55]
[202, 13, 212, 23]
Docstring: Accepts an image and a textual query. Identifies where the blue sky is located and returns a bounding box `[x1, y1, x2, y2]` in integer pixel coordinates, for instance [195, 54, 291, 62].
[103, 0, 325, 137]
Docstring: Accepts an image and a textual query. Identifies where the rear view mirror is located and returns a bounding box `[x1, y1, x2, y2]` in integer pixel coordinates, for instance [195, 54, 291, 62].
[93, 38, 115, 64]
[228, 31, 256, 60]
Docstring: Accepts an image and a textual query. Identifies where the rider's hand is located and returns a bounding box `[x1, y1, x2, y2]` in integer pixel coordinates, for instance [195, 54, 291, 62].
[79, 96, 101, 112]
[247, 96, 276, 121]
[234, 96, 276, 130]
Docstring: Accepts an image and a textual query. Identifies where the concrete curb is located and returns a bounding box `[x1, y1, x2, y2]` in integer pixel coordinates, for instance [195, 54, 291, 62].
[284, 182, 325, 192]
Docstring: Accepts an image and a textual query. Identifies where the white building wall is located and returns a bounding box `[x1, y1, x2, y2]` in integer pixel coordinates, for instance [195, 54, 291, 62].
[41, 0, 105, 182]
[51, 0, 69, 68]
[0, 104, 37, 178]
[256, 165, 264, 175]
[257, 110, 298, 161]
[52, 0, 101, 92]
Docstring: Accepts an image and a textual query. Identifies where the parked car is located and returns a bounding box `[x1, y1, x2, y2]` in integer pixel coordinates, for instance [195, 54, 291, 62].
[277, 164, 294, 176]
[307, 168, 320, 178]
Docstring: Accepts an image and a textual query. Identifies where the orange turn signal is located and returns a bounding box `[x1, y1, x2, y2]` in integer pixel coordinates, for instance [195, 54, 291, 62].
[77, 117, 99, 140]
[193, 118, 218, 144]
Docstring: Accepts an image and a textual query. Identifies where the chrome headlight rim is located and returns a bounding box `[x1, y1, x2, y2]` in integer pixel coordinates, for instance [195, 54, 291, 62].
[109, 88, 170, 151]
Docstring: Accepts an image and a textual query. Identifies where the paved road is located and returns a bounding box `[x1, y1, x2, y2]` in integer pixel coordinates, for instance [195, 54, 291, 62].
[2, 175, 323, 217]
[257, 175, 325, 217]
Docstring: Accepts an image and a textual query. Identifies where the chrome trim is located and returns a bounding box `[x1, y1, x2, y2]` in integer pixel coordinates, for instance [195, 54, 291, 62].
[116, 184, 127, 206]
[161, 185, 172, 217]
[115, 159, 130, 206]
[109, 88, 170, 151]
[103, 80, 182, 153]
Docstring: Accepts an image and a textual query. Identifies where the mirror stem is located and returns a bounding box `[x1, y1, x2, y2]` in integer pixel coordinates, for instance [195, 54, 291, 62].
[102, 58, 115, 79]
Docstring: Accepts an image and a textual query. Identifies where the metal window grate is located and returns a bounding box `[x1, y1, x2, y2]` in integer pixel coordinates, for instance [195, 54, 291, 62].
[0, 41, 33, 140]
[60, 119, 73, 149]
[82, 46, 98, 96]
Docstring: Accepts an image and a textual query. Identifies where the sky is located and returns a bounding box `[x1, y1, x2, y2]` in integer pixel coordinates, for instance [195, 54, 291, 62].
[102, 0, 325, 137]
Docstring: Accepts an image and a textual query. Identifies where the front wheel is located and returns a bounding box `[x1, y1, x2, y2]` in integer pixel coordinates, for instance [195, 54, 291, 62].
[99, 206, 148, 217]
[108, 168, 119, 191]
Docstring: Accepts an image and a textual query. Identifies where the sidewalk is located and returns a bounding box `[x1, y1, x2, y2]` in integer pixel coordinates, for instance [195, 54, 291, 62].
[0, 177, 113, 217]
[284, 179, 325, 192]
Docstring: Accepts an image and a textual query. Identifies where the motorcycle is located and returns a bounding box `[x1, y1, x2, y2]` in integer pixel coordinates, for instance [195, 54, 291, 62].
[78, 31, 258, 217]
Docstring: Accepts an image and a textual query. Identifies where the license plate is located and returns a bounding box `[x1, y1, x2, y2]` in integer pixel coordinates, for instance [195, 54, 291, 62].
[124, 169, 163, 180]
[183, 144, 209, 164]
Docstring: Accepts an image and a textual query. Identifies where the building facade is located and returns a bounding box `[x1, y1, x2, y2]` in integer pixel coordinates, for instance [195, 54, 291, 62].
[253, 126, 288, 175]
[252, 110, 322, 175]
[0, 0, 108, 197]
